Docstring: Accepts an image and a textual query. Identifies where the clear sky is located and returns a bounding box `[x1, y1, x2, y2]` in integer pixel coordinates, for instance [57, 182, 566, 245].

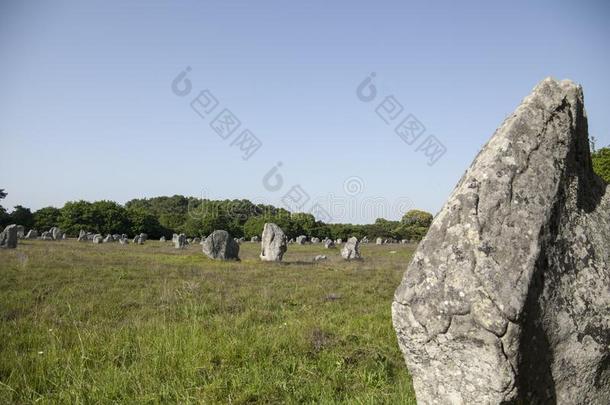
[1, 0, 609, 223]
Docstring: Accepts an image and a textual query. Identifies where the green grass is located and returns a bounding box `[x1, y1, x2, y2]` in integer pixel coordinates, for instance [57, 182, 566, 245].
[0, 240, 416, 404]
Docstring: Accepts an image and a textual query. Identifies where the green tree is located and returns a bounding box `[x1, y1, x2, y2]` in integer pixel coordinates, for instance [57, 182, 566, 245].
[401, 209, 433, 227]
[0, 189, 8, 227]
[59, 200, 95, 235]
[127, 208, 167, 238]
[9, 205, 34, 229]
[33, 207, 61, 231]
[592, 147, 610, 183]
[89, 201, 130, 235]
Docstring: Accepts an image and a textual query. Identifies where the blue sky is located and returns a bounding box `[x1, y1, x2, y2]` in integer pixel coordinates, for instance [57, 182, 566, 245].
[1, 0, 609, 223]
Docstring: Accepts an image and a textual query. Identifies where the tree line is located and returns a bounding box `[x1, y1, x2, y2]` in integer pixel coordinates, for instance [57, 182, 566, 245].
[3, 147, 606, 240]
[0, 192, 432, 241]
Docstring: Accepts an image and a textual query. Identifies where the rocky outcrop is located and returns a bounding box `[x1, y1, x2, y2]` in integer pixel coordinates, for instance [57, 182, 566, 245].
[259, 223, 288, 261]
[392, 78, 610, 404]
[202, 230, 240, 260]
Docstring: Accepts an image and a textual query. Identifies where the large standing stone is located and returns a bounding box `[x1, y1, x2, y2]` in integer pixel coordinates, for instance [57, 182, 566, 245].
[24, 230, 38, 239]
[0, 224, 18, 248]
[259, 223, 288, 262]
[103, 234, 114, 243]
[375, 237, 383, 245]
[341, 237, 361, 260]
[324, 239, 335, 249]
[392, 78, 610, 404]
[202, 230, 240, 260]
[92, 234, 103, 244]
[296, 235, 307, 245]
[77, 230, 88, 242]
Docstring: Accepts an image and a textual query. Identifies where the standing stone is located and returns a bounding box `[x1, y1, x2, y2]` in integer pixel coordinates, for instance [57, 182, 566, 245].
[103, 234, 114, 243]
[78, 230, 88, 242]
[40, 231, 53, 240]
[375, 237, 383, 245]
[341, 237, 361, 260]
[361, 236, 369, 244]
[260, 223, 288, 262]
[119, 237, 128, 245]
[311, 237, 320, 244]
[25, 230, 38, 239]
[192, 237, 200, 244]
[324, 239, 335, 249]
[392, 78, 610, 404]
[0, 225, 19, 248]
[251, 236, 260, 243]
[174, 233, 187, 249]
[49, 227, 62, 240]
[160, 236, 166, 242]
[296, 235, 307, 245]
[92, 234, 103, 244]
[139, 233, 147, 242]
[202, 230, 240, 260]
[314, 255, 327, 261]
[14, 225, 25, 238]
[335, 238, 342, 244]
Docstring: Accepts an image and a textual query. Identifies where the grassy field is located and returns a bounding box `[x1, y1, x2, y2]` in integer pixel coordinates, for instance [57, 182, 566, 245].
[0, 239, 416, 404]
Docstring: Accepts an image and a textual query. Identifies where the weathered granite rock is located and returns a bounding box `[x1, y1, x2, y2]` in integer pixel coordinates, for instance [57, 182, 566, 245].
[296, 235, 307, 245]
[341, 237, 361, 260]
[25, 229, 38, 239]
[311, 237, 320, 244]
[324, 239, 335, 249]
[78, 230, 88, 242]
[139, 233, 147, 242]
[392, 78, 610, 404]
[260, 223, 288, 262]
[335, 238, 342, 244]
[49, 227, 62, 240]
[174, 233, 187, 249]
[314, 255, 327, 261]
[160, 236, 166, 242]
[14, 225, 25, 238]
[103, 234, 114, 243]
[0, 224, 18, 248]
[202, 230, 240, 260]
[361, 236, 369, 244]
[376, 237, 383, 245]
[40, 231, 53, 240]
[119, 237, 128, 245]
[92, 234, 103, 244]
[251, 236, 260, 243]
